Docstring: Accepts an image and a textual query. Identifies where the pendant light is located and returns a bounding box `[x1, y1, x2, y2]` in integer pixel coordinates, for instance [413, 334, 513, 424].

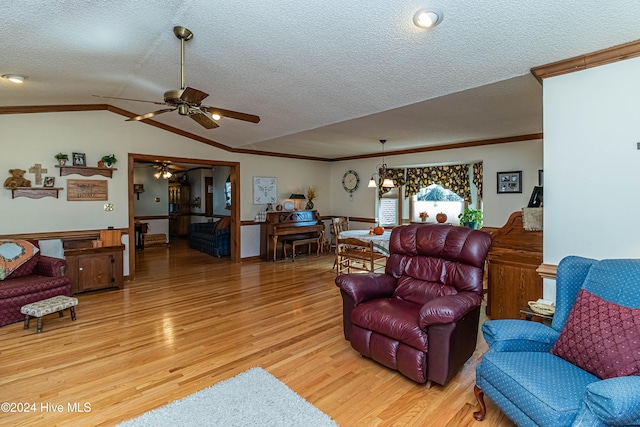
[368, 140, 395, 188]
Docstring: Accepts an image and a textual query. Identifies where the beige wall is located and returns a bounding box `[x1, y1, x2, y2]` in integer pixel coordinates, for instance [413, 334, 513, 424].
[1, 109, 542, 259]
[329, 140, 543, 228]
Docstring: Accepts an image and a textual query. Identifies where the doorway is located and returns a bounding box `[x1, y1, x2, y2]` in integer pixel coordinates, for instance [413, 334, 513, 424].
[128, 153, 241, 279]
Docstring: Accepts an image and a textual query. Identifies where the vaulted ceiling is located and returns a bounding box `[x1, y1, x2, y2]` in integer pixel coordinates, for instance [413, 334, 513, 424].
[2, 1, 639, 159]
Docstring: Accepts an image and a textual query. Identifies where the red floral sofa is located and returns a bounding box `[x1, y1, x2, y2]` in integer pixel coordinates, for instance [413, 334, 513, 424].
[0, 240, 71, 327]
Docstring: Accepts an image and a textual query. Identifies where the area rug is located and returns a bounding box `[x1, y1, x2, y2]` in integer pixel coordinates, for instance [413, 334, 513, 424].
[118, 367, 338, 427]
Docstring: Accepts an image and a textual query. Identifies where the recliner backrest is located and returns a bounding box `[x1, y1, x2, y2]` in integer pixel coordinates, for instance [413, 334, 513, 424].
[386, 224, 492, 305]
[552, 256, 640, 332]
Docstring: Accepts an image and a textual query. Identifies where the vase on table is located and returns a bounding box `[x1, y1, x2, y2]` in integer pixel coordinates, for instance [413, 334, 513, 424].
[305, 200, 314, 210]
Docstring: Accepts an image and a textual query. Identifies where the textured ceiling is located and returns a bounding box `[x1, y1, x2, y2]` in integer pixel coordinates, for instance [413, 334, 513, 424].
[1, 1, 639, 159]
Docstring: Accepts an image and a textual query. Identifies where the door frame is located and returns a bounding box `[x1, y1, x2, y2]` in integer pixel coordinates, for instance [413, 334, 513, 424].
[128, 153, 241, 279]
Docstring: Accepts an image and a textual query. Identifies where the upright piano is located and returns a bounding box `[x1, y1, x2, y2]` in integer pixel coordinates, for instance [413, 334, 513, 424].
[260, 210, 324, 261]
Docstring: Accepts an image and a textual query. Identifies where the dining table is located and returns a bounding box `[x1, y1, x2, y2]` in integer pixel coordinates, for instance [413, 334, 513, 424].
[338, 229, 392, 257]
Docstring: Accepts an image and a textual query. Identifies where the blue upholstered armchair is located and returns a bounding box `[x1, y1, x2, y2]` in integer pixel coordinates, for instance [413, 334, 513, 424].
[474, 256, 640, 427]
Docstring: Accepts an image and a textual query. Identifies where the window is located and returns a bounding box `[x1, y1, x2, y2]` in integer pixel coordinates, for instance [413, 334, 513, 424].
[412, 184, 464, 224]
[379, 188, 398, 226]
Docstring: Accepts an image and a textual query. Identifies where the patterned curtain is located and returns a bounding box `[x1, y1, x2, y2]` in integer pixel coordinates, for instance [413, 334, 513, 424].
[473, 162, 483, 200]
[378, 168, 406, 198]
[404, 164, 472, 201]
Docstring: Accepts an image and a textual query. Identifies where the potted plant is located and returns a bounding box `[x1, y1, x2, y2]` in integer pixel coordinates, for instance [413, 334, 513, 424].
[54, 152, 69, 166]
[100, 154, 117, 168]
[458, 207, 483, 229]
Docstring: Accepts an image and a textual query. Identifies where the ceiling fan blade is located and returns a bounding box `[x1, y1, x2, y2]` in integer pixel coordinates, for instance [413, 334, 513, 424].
[92, 94, 167, 106]
[166, 163, 188, 171]
[180, 87, 209, 105]
[189, 111, 220, 129]
[204, 106, 261, 123]
[126, 108, 177, 122]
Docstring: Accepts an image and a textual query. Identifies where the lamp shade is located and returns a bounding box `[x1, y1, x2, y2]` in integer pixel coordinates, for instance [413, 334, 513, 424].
[382, 178, 394, 188]
[289, 193, 306, 199]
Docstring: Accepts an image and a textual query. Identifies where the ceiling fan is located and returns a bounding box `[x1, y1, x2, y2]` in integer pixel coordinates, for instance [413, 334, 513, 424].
[94, 26, 260, 129]
[151, 162, 186, 179]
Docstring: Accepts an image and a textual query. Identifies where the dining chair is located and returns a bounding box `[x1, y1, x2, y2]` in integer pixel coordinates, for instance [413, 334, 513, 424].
[331, 217, 350, 269]
[335, 237, 386, 275]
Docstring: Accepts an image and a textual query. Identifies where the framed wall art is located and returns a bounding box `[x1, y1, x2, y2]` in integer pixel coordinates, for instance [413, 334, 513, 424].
[67, 179, 108, 201]
[72, 152, 86, 166]
[528, 186, 544, 207]
[497, 171, 522, 194]
[253, 176, 277, 204]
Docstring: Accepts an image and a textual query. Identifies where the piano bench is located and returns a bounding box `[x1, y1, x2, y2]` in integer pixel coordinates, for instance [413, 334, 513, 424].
[283, 236, 323, 261]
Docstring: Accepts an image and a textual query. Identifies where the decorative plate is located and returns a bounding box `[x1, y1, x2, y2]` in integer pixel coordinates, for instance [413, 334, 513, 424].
[283, 201, 295, 211]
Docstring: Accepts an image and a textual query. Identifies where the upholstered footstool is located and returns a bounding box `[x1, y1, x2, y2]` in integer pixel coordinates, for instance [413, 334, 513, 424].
[21, 295, 78, 333]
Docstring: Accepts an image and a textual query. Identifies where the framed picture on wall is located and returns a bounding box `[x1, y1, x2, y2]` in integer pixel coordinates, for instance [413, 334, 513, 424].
[528, 186, 544, 207]
[253, 176, 277, 204]
[497, 171, 522, 193]
[72, 152, 86, 166]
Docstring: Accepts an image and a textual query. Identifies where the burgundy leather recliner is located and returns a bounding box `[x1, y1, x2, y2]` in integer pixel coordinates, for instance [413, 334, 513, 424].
[335, 224, 492, 386]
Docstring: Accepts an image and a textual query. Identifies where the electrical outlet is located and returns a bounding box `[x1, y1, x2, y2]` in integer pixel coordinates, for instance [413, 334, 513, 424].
[104, 203, 114, 212]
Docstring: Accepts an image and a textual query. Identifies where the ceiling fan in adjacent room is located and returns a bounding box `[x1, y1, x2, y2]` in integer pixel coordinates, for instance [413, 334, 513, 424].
[139, 161, 188, 179]
[94, 26, 260, 129]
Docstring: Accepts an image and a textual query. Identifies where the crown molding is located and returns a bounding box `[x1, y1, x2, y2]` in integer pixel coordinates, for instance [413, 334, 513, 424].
[333, 133, 543, 162]
[1, 104, 542, 161]
[531, 39, 640, 83]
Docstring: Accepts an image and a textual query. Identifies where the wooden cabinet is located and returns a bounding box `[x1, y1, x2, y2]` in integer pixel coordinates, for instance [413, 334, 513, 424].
[65, 245, 124, 294]
[486, 212, 543, 320]
[169, 181, 191, 237]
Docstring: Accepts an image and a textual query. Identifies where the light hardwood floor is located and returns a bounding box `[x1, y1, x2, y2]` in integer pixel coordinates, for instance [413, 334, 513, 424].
[0, 241, 514, 426]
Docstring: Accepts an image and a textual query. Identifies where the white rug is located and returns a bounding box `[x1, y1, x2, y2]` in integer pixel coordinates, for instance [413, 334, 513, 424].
[118, 367, 338, 427]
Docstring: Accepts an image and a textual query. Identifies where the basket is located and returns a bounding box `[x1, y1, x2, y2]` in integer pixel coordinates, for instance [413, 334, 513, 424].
[528, 301, 555, 316]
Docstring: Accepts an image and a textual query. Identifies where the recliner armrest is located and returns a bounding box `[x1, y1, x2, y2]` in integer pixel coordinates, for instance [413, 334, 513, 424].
[482, 319, 559, 352]
[335, 273, 396, 305]
[572, 376, 640, 426]
[419, 292, 482, 327]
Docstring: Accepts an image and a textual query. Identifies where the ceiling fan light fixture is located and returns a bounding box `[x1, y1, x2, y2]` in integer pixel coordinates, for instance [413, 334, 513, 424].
[2, 74, 25, 84]
[154, 164, 173, 179]
[211, 113, 221, 121]
[413, 9, 443, 28]
[178, 104, 189, 115]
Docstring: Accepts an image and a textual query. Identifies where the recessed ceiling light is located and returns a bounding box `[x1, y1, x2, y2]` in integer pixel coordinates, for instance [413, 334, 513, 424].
[2, 74, 26, 84]
[413, 9, 444, 29]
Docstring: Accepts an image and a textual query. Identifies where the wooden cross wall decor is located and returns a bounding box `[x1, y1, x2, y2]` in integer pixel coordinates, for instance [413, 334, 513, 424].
[28, 163, 48, 185]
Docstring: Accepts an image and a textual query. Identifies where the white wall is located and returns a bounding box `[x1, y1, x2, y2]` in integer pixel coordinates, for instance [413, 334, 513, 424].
[212, 166, 231, 216]
[544, 56, 640, 264]
[329, 140, 543, 228]
[0, 111, 329, 258]
[133, 166, 169, 217]
[1, 109, 544, 261]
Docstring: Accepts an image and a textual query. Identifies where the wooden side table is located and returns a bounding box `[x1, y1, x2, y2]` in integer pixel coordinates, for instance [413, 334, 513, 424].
[519, 306, 553, 326]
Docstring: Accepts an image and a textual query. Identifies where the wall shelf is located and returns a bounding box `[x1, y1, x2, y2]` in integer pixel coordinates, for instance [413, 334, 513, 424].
[56, 165, 116, 178]
[11, 187, 63, 199]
